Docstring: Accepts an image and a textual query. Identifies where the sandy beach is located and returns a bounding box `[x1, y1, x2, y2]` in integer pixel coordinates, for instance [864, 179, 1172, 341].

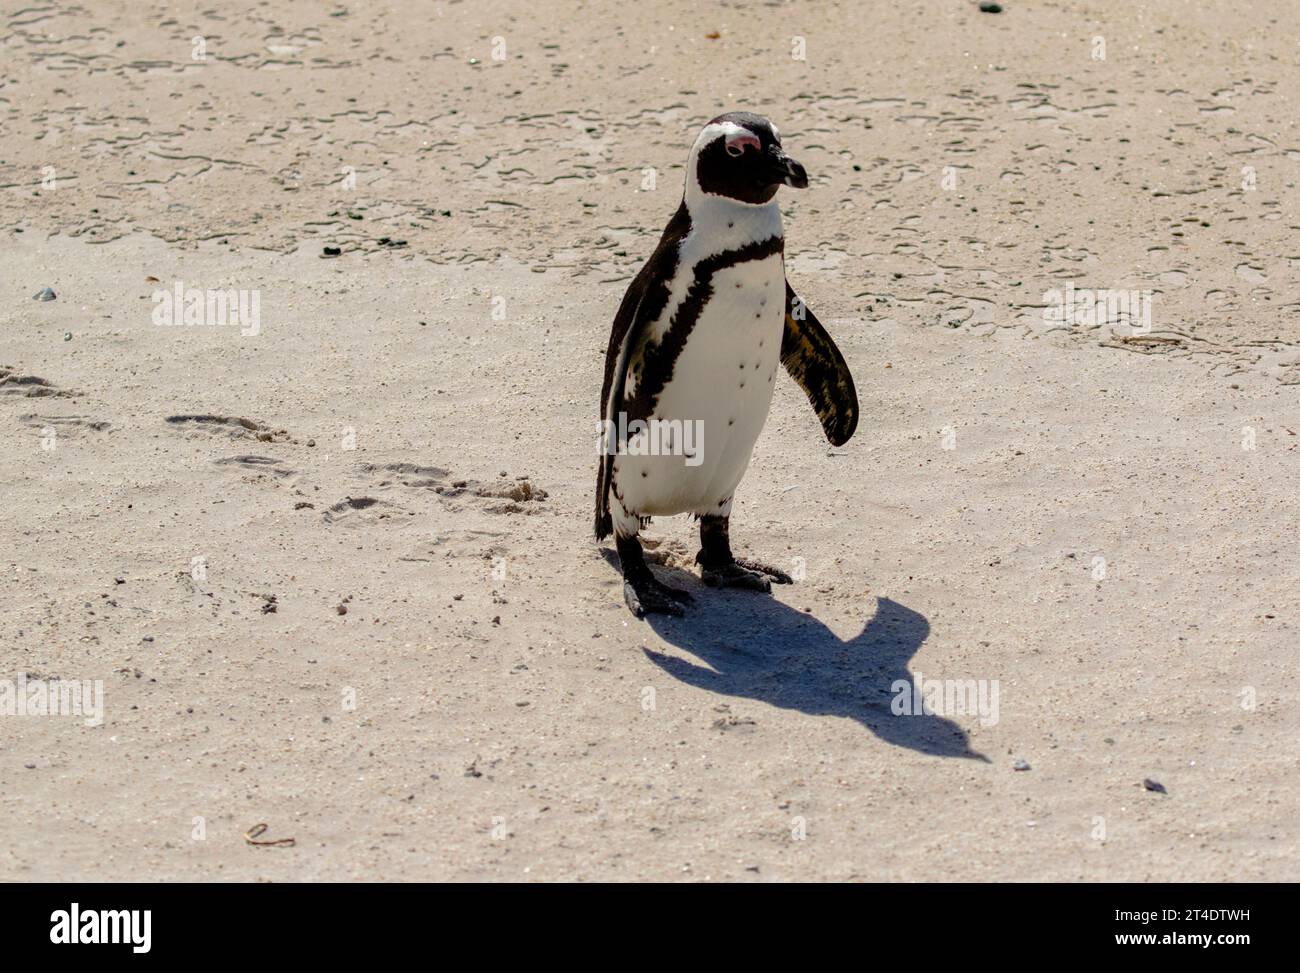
[2, 0, 1298, 881]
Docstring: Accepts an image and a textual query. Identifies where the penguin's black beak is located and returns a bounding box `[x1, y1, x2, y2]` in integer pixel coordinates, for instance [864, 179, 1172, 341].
[766, 147, 808, 189]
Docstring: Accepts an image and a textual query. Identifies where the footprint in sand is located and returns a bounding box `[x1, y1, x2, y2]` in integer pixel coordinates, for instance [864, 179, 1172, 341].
[0, 367, 75, 398]
[362, 462, 547, 503]
[212, 455, 295, 477]
[322, 496, 407, 525]
[351, 462, 549, 515]
[166, 414, 294, 443]
[19, 414, 111, 439]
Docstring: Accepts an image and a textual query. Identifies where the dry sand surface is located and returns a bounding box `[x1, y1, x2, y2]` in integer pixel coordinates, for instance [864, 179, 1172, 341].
[2, 1, 1299, 880]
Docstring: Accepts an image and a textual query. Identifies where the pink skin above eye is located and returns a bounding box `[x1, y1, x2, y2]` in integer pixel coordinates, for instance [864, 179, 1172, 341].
[724, 131, 761, 156]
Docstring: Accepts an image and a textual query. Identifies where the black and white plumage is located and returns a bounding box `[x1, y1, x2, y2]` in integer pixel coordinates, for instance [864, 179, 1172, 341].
[596, 111, 858, 617]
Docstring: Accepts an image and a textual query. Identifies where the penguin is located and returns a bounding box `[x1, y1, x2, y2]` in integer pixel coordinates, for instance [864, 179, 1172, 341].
[595, 111, 858, 617]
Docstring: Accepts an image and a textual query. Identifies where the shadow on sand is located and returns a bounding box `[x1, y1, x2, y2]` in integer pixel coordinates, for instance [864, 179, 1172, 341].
[606, 553, 986, 760]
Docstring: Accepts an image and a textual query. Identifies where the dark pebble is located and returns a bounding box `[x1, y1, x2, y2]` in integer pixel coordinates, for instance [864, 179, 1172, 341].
[33, 287, 56, 301]
[1143, 778, 1167, 794]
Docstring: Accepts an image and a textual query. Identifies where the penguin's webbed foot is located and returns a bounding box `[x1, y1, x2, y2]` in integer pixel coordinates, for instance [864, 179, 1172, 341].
[700, 559, 787, 592]
[623, 575, 694, 618]
[734, 557, 794, 585]
[695, 515, 794, 592]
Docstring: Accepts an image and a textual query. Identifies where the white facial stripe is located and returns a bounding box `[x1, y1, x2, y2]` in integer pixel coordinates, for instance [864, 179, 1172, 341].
[691, 120, 751, 154]
[725, 130, 761, 154]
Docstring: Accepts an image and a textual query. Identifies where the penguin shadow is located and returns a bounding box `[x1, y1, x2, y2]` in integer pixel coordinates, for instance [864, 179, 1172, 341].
[601, 551, 986, 760]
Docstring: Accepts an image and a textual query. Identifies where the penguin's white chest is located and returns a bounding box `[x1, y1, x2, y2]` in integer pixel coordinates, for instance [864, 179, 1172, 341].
[618, 254, 785, 517]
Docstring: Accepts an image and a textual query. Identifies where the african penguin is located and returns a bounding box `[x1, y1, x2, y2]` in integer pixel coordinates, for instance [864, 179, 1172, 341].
[596, 111, 858, 617]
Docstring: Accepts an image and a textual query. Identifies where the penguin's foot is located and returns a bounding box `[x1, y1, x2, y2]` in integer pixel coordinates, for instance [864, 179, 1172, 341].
[733, 557, 794, 585]
[700, 560, 781, 592]
[695, 515, 793, 592]
[623, 574, 694, 618]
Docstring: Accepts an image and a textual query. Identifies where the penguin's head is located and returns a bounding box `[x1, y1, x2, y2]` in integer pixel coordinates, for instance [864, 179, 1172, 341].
[689, 111, 808, 206]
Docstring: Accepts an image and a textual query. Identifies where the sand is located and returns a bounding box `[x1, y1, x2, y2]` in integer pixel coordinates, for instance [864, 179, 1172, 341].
[1, 0, 1298, 881]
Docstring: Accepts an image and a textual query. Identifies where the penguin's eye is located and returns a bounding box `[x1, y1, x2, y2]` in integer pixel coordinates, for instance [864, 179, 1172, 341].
[725, 144, 743, 158]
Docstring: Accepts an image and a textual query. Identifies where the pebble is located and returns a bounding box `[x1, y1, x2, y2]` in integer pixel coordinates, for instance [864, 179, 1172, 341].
[1013, 758, 1031, 771]
[1143, 777, 1167, 794]
[32, 287, 56, 301]
[979, 2, 1003, 12]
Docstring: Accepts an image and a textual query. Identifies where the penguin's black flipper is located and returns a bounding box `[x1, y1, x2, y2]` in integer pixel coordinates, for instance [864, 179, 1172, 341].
[595, 202, 692, 539]
[782, 282, 859, 446]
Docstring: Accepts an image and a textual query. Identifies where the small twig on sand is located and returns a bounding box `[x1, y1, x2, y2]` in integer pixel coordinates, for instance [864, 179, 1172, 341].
[244, 823, 296, 848]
